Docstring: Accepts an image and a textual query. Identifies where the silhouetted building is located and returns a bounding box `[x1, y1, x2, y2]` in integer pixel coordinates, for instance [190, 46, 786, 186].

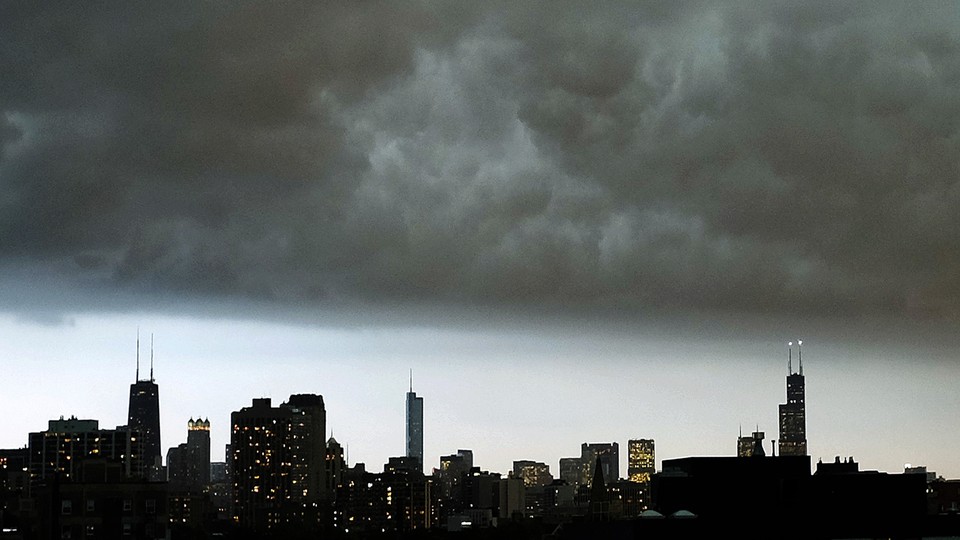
[559, 457, 584, 487]
[581, 443, 619, 485]
[589, 457, 609, 520]
[30, 459, 167, 540]
[437, 450, 472, 502]
[326, 436, 345, 497]
[333, 460, 436, 534]
[778, 341, 807, 456]
[406, 377, 424, 472]
[28, 417, 144, 487]
[656, 455, 810, 524]
[0, 447, 28, 533]
[738, 430, 766, 457]
[285, 393, 328, 503]
[128, 335, 162, 478]
[167, 417, 211, 492]
[812, 456, 927, 537]
[513, 460, 552, 488]
[230, 395, 327, 533]
[628, 439, 655, 483]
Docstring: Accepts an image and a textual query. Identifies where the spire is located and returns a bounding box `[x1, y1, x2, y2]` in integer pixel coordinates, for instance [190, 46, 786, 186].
[136, 327, 140, 382]
[787, 341, 793, 375]
[150, 333, 155, 382]
[798, 339, 803, 376]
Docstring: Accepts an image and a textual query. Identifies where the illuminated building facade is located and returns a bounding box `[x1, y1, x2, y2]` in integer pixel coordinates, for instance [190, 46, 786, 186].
[779, 341, 808, 457]
[27, 417, 144, 486]
[230, 395, 326, 532]
[512, 460, 553, 488]
[627, 439, 655, 484]
[581, 443, 619, 485]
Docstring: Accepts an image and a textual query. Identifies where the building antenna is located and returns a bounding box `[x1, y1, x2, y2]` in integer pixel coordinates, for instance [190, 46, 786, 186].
[136, 327, 141, 382]
[798, 339, 803, 376]
[409, 368, 413, 392]
[150, 333, 155, 382]
[788, 341, 793, 375]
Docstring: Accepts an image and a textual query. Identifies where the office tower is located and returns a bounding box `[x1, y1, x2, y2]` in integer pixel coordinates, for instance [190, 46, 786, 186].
[128, 333, 161, 476]
[231, 395, 326, 532]
[406, 374, 424, 472]
[437, 450, 472, 501]
[28, 417, 144, 485]
[779, 341, 808, 456]
[185, 418, 211, 486]
[627, 439, 655, 483]
[168, 418, 211, 491]
[738, 430, 766, 457]
[513, 460, 553, 487]
[559, 457, 583, 487]
[581, 443, 619, 485]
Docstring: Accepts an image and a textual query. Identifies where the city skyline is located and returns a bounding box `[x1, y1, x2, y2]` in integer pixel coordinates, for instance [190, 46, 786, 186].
[1, 313, 958, 481]
[2, 1, 960, 489]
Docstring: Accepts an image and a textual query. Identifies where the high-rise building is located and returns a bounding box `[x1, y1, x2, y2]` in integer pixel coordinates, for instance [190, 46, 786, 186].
[285, 394, 328, 502]
[559, 457, 583, 487]
[406, 374, 424, 472]
[513, 460, 553, 487]
[779, 341, 807, 456]
[437, 450, 472, 501]
[230, 395, 327, 532]
[627, 439, 655, 483]
[167, 418, 211, 491]
[28, 417, 144, 485]
[185, 418, 211, 486]
[581, 443, 619, 485]
[128, 333, 161, 477]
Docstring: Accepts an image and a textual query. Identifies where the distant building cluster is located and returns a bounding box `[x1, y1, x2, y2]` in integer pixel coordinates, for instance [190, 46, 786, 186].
[1, 339, 959, 539]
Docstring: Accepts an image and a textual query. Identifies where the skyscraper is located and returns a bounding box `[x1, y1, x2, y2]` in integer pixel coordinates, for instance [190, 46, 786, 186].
[128, 333, 161, 478]
[167, 418, 211, 491]
[581, 443, 619, 485]
[778, 341, 807, 456]
[231, 395, 327, 532]
[627, 439, 655, 483]
[406, 373, 424, 472]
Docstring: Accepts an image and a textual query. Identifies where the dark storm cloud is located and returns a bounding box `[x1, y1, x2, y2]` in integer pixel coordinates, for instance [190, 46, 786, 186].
[2, 2, 959, 319]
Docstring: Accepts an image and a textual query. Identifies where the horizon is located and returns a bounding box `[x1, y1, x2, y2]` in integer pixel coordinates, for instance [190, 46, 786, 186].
[2, 309, 957, 480]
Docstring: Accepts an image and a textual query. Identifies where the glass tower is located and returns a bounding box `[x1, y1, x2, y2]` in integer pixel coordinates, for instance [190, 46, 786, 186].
[406, 380, 424, 472]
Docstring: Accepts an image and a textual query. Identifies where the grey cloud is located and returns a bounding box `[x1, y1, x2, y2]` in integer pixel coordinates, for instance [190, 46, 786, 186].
[2, 2, 960, 321]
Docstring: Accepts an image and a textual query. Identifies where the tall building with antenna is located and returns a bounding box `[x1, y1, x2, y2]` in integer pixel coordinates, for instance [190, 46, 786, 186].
[128, 331, 162, 477]
[406, 370, 424, 472]
[778, 340, 807, 456]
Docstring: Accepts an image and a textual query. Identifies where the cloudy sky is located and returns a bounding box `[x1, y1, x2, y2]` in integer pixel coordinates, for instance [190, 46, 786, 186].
[2, 2, 960, 478]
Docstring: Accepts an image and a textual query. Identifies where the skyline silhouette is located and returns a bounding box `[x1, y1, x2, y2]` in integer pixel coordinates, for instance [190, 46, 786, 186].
[2, 0, 960, 501]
